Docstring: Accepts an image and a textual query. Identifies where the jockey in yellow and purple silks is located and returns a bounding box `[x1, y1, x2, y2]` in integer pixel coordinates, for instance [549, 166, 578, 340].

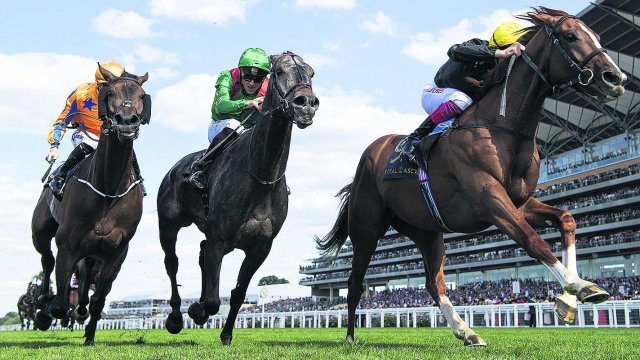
[404, 22, 526, 160]
[187, 47, 270, 189]
[45, 60, 151, 200]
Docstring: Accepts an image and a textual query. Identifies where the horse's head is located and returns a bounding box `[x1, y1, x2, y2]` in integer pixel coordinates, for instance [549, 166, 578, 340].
[264, 52, 319, 129]
[98, 64, 150, 142]
[523, 7, 626, 101]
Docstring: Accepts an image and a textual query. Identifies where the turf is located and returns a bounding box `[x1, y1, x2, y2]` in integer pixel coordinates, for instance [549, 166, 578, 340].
[0, 327, 638, 359]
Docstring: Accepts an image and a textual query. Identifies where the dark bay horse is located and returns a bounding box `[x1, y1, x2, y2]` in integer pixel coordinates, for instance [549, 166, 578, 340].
[317, 8, 626, 346]
[31, 65, 149, 345]
[158, 52, 319, 345]
[17, 283, 41, 330]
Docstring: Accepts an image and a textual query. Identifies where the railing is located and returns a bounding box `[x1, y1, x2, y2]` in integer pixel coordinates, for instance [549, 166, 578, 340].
[4, 300, 639, 331]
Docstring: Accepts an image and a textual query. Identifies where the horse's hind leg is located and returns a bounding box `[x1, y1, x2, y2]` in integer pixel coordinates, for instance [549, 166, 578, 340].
[220, 240, 274, 345]
[159, 220, 186, 334]
[346, 210, 388, 342]
[31, 198, 57, 305]
[31, 198, 57, 330]
[395, 222, 485, 346]
[521, 198, 607, 322]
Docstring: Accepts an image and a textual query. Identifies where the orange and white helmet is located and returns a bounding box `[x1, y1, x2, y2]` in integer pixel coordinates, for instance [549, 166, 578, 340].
[95, 60, 125, 84]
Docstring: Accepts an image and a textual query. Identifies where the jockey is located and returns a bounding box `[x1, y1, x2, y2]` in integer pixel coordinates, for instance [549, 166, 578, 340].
[406, 22, 526, 154]
[187, 47, 270, 189]
[46, 60, 151, 200]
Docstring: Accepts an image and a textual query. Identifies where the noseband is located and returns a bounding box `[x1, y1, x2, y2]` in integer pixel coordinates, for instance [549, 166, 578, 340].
[521, 15, 607, 93]
[261, 52, 313, 124]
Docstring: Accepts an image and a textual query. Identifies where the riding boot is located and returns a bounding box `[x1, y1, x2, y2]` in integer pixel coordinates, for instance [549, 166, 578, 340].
[48, 143, 94, 201]
[187, 127, 238, 189]
[403, 116, 435, 164]
[131, 152, 147, 196]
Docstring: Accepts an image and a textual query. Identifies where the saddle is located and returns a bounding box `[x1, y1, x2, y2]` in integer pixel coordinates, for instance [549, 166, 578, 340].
[384, 119, 454, 180]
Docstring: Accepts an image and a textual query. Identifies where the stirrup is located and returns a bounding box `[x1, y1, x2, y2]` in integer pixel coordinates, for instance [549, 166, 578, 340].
[48, 177, 65, 201]
[187, 170, 205, 189]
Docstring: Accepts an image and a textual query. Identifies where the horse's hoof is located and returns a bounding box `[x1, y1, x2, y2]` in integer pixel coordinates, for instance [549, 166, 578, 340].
[34, 311, 53, 331]
[188, 303, 208, 325]
[554, 298, 576, 324]
[346, 335, 354, 344]
[37, 294, 54, 308]
[464, 334, 487, 347]
[165, 313, 183, 334]
[220, 333, 232, 346]
[577, 284, 609, 304]
[84, 340, 95, 346]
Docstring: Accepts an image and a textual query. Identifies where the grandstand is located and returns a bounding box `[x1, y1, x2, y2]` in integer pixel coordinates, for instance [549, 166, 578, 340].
[299, 0, 640, 303]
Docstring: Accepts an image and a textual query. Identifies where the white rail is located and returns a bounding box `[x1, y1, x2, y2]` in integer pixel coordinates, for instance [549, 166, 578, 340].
[3, 300, 639, 331]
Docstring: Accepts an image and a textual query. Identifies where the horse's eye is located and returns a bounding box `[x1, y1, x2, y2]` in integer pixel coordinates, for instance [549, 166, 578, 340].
[563, 33, 578, 42]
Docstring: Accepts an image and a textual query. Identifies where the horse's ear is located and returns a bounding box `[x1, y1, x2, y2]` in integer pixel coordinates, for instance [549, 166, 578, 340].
[137, 72, 149, 85]
[98, 63, 117, 83]
[269, 54, 279, 66]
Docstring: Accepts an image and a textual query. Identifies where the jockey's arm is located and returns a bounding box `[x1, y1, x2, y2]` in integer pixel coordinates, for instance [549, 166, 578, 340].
[211, 70, 247, 119]
[46, 89, 77, 161]
[447, 39, 497, 63]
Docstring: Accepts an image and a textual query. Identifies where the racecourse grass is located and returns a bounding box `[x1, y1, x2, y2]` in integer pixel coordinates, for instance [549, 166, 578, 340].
[0, 327, 638, 360]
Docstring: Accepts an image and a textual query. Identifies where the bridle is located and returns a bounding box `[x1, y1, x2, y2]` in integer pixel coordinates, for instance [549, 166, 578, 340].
[245, 52, 313, 185]
[100, 77, 146, 140]
[261, 51, 313, 124]
[521, 15, 607, 94]
[453, 15, 607, 139]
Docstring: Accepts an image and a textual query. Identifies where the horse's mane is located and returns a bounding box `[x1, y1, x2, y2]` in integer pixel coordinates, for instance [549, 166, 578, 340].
[480, 7, 569, 97]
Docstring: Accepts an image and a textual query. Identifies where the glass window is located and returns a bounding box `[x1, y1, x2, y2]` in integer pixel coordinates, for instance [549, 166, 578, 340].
[593, 256, 626, 278]
[458, 271, 484, 285]
[485, 268, 516, 282]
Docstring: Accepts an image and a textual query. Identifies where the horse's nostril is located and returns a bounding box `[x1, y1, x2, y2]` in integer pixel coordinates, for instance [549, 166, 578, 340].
[602, 71, 621, 85]
[293, 96, 306, 106]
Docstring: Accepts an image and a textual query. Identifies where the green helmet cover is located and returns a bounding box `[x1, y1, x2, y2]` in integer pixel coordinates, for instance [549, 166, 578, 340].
[238, 48, 270, 73]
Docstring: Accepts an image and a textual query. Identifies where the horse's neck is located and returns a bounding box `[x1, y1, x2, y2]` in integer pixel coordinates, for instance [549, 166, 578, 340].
[91, 136, 134, 194]
[247, 112, 293, 179]
[474, 31, 553, 137]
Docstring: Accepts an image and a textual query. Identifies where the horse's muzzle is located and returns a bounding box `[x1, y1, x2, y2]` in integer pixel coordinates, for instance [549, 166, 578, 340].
[292, 94, 319, 129]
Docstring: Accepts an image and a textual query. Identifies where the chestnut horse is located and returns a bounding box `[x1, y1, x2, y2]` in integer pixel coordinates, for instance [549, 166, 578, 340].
[31, 65, 149, 345]
[317, 8, 626, 346]
[157, 52, 319, 345]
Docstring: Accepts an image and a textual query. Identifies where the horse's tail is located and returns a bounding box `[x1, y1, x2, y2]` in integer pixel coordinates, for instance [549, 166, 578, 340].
[314, 182, 352, 259]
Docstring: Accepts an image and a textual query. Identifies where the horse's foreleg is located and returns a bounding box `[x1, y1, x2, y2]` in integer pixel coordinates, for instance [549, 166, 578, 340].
[83, 245, 128, 345]
[200, 238, 224, 319]
[487, 189, 607, 316]
[187, 240, 211, 325]
[74, 259, 94, 324]
[220, 240, 273, 346]
[51, 246, 75, 319]
[520, 198, 598, 323]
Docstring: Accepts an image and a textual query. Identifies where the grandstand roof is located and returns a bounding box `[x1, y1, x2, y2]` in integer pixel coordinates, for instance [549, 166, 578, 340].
[537, 0, 640, 157]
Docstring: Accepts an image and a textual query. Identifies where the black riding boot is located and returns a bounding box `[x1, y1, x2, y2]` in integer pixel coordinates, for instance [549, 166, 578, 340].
[187, 127, 237, 189]
[403, 116, 435, 164]
[131, 153, 146, 196]
[48, 143, 94, 201]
